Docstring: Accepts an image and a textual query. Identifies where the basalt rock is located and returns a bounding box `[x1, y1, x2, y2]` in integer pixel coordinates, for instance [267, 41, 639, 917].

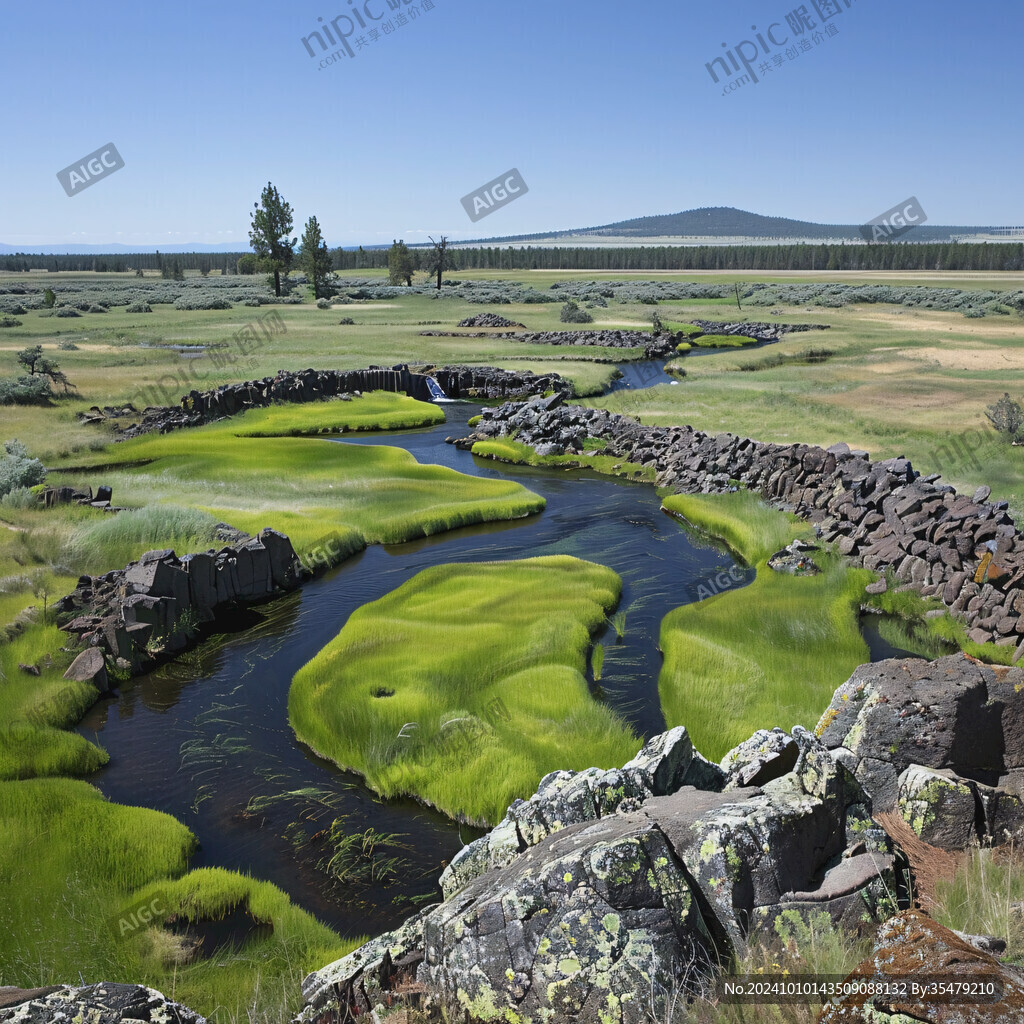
[457, 398, 1024, 646]
[114, 364, 570, 440]
[57, 528, 302, 669]
[458, 313, 526, 328]
[817, 654, 1024, 847]
[297, 727, 893, 1024]
[0, 983, 206, 1024]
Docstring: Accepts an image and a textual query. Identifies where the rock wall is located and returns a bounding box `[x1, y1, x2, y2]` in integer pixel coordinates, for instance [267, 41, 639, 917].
[687, 319, 831, 340]
[117, 364, 570, 439]
[460, 395, 1024, 652]
[57, 529, 302, 670]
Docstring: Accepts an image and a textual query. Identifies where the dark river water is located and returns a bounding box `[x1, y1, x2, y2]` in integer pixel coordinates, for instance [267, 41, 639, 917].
[75, 366, 907, 940]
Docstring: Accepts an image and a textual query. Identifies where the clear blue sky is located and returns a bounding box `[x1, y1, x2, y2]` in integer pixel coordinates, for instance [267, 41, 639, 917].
[1, 0, 1020, 248]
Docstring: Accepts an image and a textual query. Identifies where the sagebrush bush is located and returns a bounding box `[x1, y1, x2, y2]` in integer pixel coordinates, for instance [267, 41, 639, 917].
[0, 315, 22, 328]
[0, 376, 52, 406]
[173, 295, 232, 311]
[125, 302, 152, 313]
[0, 441, 46, 498]
[560, 300, 594, 324]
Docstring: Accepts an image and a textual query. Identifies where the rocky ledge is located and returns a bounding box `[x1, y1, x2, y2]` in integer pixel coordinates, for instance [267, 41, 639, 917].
[298, 724, 895, 1023]
[456, 394, 1024, 651]
[56, 528, 302, 670]
[298, 655, 1024, 1023]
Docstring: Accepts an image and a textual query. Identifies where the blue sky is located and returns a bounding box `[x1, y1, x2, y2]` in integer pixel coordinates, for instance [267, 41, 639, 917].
[1, 0, 1020, 248]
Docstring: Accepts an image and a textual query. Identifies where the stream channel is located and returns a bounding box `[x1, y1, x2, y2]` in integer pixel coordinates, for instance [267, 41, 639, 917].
[76, 360, 908, 939]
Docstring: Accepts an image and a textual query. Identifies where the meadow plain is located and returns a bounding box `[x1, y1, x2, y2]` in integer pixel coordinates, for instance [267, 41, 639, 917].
[2, 265, 1024, 1020]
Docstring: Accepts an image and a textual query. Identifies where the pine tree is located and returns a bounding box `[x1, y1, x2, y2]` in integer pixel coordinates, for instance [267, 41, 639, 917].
[299, 216, 334, 299]
[249, 182, 296, 297]
[387, 240, 414, 286]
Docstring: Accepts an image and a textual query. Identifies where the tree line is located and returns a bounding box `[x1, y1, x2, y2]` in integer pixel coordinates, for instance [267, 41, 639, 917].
[5, 240, 1024, 276]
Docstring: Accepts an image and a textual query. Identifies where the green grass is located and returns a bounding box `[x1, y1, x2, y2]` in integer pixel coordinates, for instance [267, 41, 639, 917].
[44, 396, 546, 562]
[663, 321, 704, 336]
[290, 556, 639, 826]
[0, 779, 359, 1022]
[471, 436, 655, 482]
[659, 491, 872, 760]
[0, 620, 109, 780]
[689, 334, 761, 348]
[934, 847, 1024, 964]
[225, 391, 445, 436]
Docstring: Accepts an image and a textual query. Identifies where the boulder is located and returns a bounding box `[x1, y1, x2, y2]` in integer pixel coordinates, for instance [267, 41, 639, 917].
[0, 983, 205, 1024]
[897, 765, 978, 849]
[816, 654, 1024, 814]
[62, 647, 109, 690]
[303, 728, 893, 1024]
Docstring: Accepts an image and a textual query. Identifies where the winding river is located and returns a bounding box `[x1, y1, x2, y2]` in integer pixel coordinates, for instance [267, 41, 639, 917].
[74, 362, 903, 939]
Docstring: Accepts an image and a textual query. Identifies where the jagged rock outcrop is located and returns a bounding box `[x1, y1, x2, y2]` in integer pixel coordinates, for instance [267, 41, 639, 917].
[56, 528, 302, 668]
[819, 910, 1024, 1022]
[297, 727, 894, 1024]
[0, 983, 205, 1023]
[817, 655, 1024, 847]
[457, 397, 1024, 649]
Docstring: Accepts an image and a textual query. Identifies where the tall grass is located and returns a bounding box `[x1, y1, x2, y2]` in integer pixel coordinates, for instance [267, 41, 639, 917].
[0, 781, 360, 1023]
[65, 505, 222, 570]
[659, 491, 871, 760]
[290, 556, 638, 825]
[48, 402, 546, 555]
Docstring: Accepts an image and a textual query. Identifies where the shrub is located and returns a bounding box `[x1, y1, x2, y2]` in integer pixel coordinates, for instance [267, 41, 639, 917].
[0, 316, 22, 328]
[0, 440, 46, 498]
[87, 304, 108, 313]
[57, 339, 78, 350]
[125, 302, 152, 313]
[174, 295, 233, 310]
[985, 393, 1024, 440]
[316, 297, 331, 310]
[0, 376, 52, 405]
[43, 288, 56, 308]
[54, 307, 81, 318]
[338, 317, 355, 325]
[560, 300, 594, 324]
[1, 487, 38, 509]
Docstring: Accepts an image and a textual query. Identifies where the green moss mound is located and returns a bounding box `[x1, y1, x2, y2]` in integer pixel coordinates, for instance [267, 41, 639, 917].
[659, 491, 871, 760]
[290, 556, 638, 825]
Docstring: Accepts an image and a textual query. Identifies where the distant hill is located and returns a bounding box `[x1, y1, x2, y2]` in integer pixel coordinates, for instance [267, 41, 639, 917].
[463, 206, 1010, 245]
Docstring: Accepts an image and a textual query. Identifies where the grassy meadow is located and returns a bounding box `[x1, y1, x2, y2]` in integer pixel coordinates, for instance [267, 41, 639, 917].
[2, 266, 1024, 1017]
[290, 556, 638, 826]
[659, 490, 873, 759]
